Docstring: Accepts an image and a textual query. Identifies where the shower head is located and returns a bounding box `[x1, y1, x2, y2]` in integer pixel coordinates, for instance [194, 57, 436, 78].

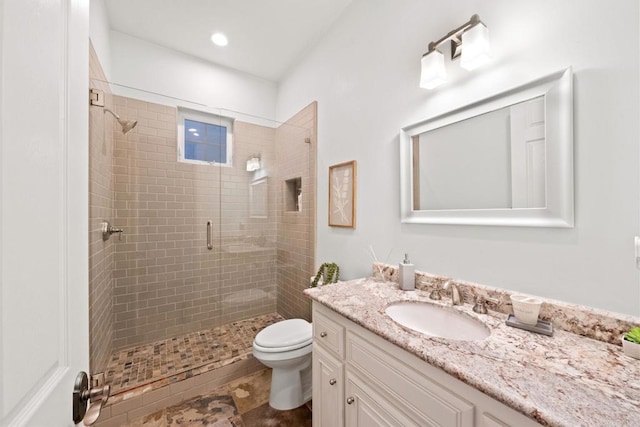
[119, 119, 138, 134]
[104, 108, 138, 135]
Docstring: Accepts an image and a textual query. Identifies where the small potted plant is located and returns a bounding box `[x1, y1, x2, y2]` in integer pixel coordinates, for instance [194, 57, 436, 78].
[622, 327, 640, 359]
[310, 263, 339, 287]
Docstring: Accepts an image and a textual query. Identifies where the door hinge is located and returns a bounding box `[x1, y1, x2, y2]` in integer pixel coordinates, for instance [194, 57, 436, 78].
[90, 88, 105, 107]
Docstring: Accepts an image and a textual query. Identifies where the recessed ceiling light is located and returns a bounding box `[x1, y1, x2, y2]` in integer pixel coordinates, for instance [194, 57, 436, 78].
[188, 128, 197, 132]
[211, 33, 228, 47]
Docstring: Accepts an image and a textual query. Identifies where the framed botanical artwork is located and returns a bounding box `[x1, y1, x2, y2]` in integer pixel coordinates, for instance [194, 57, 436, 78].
[328, 160, 357, 228]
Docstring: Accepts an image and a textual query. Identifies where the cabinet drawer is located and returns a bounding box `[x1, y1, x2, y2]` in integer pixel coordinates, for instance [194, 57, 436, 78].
[313, 308, 345, 357]
[347, 332, 474, 427]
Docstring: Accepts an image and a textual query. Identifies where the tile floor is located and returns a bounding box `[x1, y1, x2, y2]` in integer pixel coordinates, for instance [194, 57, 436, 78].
[105, 313, 283, 395]
[123, 369, 312, 426]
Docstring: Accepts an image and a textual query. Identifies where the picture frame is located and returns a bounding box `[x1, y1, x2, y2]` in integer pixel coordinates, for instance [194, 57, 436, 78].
[328, 160, 357, 228]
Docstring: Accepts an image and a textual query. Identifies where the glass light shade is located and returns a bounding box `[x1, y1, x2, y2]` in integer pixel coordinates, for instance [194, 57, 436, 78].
[460, 23, 491, 70]
[246, 157, 261, 171]
[420, 50, 447, 90]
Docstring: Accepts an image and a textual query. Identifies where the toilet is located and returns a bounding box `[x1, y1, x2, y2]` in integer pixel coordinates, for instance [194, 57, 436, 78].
[252, 319, 313, 410]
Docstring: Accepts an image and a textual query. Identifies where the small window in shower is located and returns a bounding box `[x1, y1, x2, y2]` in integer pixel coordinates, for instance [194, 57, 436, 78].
[177, 108, 233, 166]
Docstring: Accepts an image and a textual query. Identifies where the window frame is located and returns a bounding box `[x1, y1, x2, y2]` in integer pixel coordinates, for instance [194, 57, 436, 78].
[177, 108, 234, 167]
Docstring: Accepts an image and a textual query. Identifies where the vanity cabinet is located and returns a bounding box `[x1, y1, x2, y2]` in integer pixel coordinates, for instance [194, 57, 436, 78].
[312, 302, 542, 427]
[312, 345, 344, 426]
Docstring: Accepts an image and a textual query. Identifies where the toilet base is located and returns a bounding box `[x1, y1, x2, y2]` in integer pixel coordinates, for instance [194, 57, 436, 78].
[269, 363, 312, 410]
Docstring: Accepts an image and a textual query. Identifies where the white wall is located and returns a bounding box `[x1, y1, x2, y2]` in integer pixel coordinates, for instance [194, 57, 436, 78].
[109, 31, 278, 126]
[276, 0, 640, 315]
[89, 0, 278, 124]
[89, 0, 111, 79]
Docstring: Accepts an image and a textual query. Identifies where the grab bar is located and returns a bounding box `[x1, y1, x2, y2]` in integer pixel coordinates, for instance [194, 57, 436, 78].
[207, 220, 213, 250]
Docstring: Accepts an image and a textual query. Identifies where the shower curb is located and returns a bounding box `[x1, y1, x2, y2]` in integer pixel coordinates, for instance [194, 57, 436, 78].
[95, 355, 263, 427]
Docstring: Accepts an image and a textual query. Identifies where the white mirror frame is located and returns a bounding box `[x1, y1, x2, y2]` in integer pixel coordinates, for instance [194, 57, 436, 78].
[400, 68, 573, 227]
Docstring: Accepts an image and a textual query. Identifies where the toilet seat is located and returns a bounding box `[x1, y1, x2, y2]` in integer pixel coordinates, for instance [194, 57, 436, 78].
[253, 339, 312, 353]
[254, 319, 312, 353]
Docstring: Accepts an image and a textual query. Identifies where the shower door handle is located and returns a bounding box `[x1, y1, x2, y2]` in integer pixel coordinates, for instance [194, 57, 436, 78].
[207, 221, 212, 250]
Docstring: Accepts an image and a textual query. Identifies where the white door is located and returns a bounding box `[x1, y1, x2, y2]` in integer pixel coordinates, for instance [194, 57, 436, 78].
[510, 97, 546, 209]
[1, 0, 89, 426]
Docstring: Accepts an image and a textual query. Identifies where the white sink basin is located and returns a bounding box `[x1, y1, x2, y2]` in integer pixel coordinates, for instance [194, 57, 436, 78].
[385, 302, 490, 341]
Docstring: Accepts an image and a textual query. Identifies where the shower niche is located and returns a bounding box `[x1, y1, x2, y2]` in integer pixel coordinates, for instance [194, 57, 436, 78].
[285, 177, 302, 212]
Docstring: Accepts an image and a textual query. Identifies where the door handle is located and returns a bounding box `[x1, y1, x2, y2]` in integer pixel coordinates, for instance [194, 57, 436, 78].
[207, 220, 213, 250]
[72, 372, 110, 425]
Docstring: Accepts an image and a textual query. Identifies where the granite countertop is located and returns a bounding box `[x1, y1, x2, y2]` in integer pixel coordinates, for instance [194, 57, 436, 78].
[304, 278, 640, 427]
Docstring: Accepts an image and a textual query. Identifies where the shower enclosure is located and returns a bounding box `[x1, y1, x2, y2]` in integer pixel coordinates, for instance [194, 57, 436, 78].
[88, 45, 316, 401]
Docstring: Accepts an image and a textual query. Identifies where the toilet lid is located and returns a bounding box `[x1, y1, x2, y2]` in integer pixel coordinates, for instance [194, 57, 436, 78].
[254, 319, 312, 349]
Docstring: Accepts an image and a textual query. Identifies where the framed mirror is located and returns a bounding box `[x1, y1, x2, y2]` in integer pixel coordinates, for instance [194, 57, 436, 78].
[400, 68, 573, 227]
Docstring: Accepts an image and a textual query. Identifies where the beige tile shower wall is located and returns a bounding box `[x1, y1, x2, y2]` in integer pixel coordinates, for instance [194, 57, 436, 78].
[275, 102, 317, 321]
[111, 97, 277, 350]
[89, 43, 115, 373]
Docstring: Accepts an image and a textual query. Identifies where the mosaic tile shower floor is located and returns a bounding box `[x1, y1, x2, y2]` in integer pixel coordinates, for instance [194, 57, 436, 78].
[105, 313, 283, 395]
[123, 369, 313, 427]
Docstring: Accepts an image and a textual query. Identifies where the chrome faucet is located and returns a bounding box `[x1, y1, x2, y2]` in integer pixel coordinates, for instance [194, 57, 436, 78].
[443, 280, 462, 305]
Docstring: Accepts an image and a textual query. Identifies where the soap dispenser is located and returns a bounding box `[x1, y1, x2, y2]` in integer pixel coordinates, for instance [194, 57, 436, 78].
[399, 253, 415, 291]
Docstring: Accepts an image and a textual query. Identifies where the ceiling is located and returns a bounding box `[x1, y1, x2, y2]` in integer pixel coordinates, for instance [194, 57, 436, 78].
[105, 0, 352, 82]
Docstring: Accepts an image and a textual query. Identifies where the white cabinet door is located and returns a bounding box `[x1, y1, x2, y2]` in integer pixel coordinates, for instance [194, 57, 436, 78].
[347, 331, 474, 427]
[345, 372, 417, 427]
[312, 345, 344, 427]
[0, 0, 89, 426]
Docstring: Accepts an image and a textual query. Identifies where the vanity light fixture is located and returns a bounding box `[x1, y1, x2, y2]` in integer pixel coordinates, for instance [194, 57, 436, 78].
[246, 156, 261, 172]
[420, 50, 447, 89]
[460, 22, 492, 70]
[420, 14, 491, 90]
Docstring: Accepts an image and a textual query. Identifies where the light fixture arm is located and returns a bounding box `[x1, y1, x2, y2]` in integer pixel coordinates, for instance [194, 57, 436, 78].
[424, 14, 483, 59]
